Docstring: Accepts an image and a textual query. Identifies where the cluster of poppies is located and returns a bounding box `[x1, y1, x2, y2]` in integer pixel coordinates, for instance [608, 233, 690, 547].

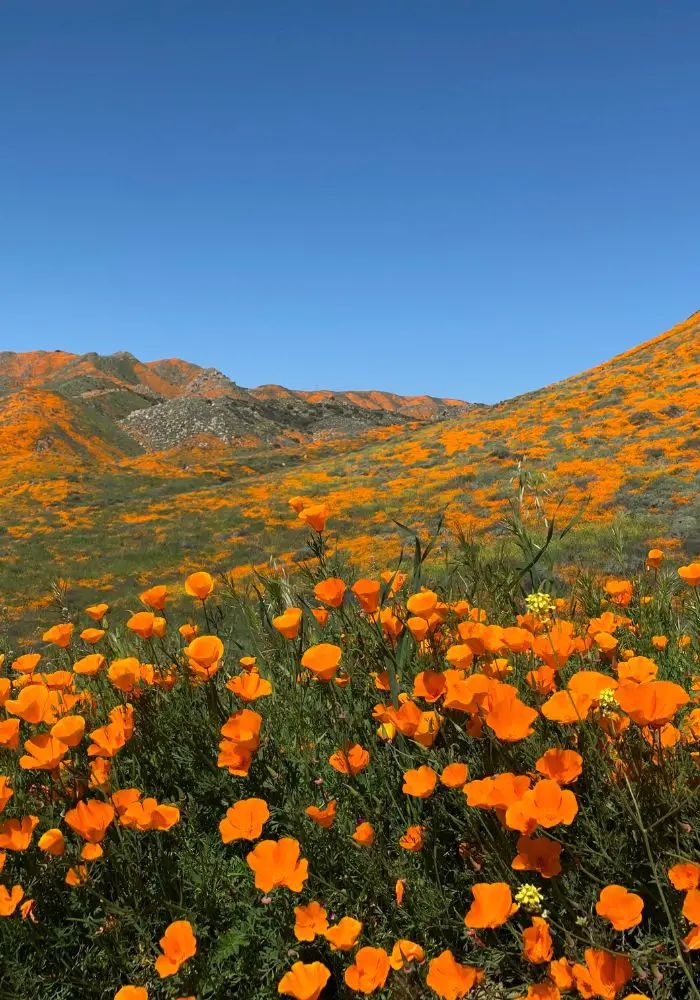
[1, 504, 700, 999]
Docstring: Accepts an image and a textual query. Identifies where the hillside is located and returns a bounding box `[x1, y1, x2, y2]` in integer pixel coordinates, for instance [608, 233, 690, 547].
[0, 311, 697, 639]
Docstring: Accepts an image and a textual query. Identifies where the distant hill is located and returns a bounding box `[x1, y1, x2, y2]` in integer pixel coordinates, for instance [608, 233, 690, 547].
[0, 311, 697, 639]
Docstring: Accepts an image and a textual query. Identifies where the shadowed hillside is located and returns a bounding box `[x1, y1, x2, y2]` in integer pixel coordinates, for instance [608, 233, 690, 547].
[0, 311, 697, 639]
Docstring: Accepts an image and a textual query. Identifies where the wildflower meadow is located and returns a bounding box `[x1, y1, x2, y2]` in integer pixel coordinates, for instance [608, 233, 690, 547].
[1, 491, 700, 1000]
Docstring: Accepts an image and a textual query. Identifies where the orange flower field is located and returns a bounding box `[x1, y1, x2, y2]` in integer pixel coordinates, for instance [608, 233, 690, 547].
[1, 498, 700, 999]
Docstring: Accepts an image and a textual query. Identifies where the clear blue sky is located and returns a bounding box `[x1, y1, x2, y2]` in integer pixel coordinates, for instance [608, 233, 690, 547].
[1, 1, 698, 403]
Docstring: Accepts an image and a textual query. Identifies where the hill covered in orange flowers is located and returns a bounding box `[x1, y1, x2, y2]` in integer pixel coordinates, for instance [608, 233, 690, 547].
[0, 310, 697, 637]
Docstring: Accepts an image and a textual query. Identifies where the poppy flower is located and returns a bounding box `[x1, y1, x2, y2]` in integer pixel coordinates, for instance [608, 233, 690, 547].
[38, 828, 65, 856]
[616, 680, 689, 727]
[324, 916, 363, 951]
[351, 579, 381, 614]
[65, 800, 115, 843]
[668, 862, 700, 891]
[603, 579, 633, 607]
[541, 689, 593, 724]
[616, 656, 657, 684]
[179, 623, 198, 641]
[399, 825, 425, 851]
[5, 683, 56, 724]
[395, 879, 405, 906]
[314, 578, 346, 608]
[220, 709, 262, 751]
[425, 950, 483, 999]
[519, 986, 560, 1000]
[114, 989, 148, 1000]
[535, 749, 583, 785]
[311, 608, 329, 627]
[484, 685, 538, 742]
[246, 838, 309, 892]
[217, 742, 254, 777]
[595, 885, 644, 931]
[127, 612, 162, 640]
[288, 496, 309, 513]
[406, 590, 438, 619]
[185, 571, 214, 599]
[298, 503, 329, 532]
[278, 961, 331, 1000]
[305, 800, 337, 829]
[293, 901, 328, 942]
[219, 798, 270, 843]
[88, 719, 127, 758]
[440, 763, 469, 788]
[51, 714, 85, 748]
[678, 563, 700, 587]
[272, 608, 303, 639]
[344, 946, 390, 994]
[0, 815, 39, 851]
[155, 919, 197, 978]
[301, 644, 342, 681]
[183, 635, 224, 678]
[402, 765, 437, 798]
[12, 653, 41, 674]
[646, 548, 664, 569]
[120, 798, 181, 832]
[73, 653, 106, 676]
[527, 780, 578, 829]
[512, 836, 562, 879]
[548, 958, 574, 990]
[329, 744, 369, 776]
[522, 917, 553, 963]
[571, 949, 632, 998]
[464, 883, 518, 929]
[139, 585, 169, 610]
[389, 939, 425, 970]
[0, 720, 20, 750]
[407, 617, 429, 641]
[445, 645, 474, 670]
[413, 671, 447, 702]
[19, 733, 69, 771]
[226, 671, 272, 702]
[80, 627, 105, 644]
[107, 658, 142, 693]
[0, 884, 24, 917]
[65, 865, 89, 886]
[85, 603, 109, 621]
[42, 623, 74, 648]
[351, 821, 374, 846]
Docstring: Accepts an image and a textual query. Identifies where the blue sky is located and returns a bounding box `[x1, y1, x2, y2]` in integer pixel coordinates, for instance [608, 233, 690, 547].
[1, 1, 698, 403]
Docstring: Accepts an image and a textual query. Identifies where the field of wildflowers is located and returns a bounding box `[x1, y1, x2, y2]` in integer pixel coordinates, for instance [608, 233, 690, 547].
[1, 493, 700, 1000]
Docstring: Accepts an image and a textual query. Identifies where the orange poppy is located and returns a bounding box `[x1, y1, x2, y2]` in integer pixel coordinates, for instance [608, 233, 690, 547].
[571, 949, 632, 999]
[42, 623, 74, 648]
[85, 603, 109, 621]
[512, 836, 562, 878]
[445, 645, 474, 670]
[464, 882, 518, 928]
[226, 671, 272, 702]
[0, 884, 24, 917]
[646, 548, 663, 569]
[127, 612, 165, 640]
[301, 643, 342, 681]
[65, 864, 89, 886]
[298, 503, 329, 532]
[5, 683, 56, 724]
[278, 961, 331, 1000]
[541, 689, 593, 724]
[120, 798, 180, 832]
[293, 901, 328, 942]
[272, 608, 303, 639]
[219, 798, 270, 843]
[413, 670, 447, 703]
[395, 879, 405, 906]
[324, 916, 363, 951]
[402, 765, 437, 798]
[425, 950, 484, 999]
[314, 578, 346, 608]
[617, 656, 657, 684]
[311, 608, 329, 627]
[0, 815, 39, 851]
[185, 571, 214, 599]
[107, 658, 142, 693]
[351, 579, 381, 614]
[668, 862, 700, 891]
[114, 988, 148, 1000]
[19, 733, 69, 771]
[484, 686, 537, 742]
[595, 885, 644, 931]
[535, 749, 583, 785]
[73, 653, 106, 676]
[80, 627, 105, 644]
[682, 889, 700, 925]
[64, 799, 115, 843]
[522, 917, 553, 964]
[220, 709, 262, 751]
[38, 828, 65, 856]
[390, 939, 425, 970]
[155, 919, 197, 978]
[246, 838, 309, 892]
[406, 590, 438, 619]
[0, 777, 12, 814]
[440, 762, 469, 788]
[183, 635, 224, 679]
[351, 821, 375, 846]
[139, 585, 169, 610]
[305, 800, 337, 829]
[678, 563, 700, 587]
[0, 719, 20, 750]
[217, 742, 254, 777]
[616, 680, 689, 727]
[399, 825, 425, 851]
[344, 946, 390, 994]
[88, 718, 128, 758]
[329, 744, 369, 776]
[12, 653, 41, 674]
